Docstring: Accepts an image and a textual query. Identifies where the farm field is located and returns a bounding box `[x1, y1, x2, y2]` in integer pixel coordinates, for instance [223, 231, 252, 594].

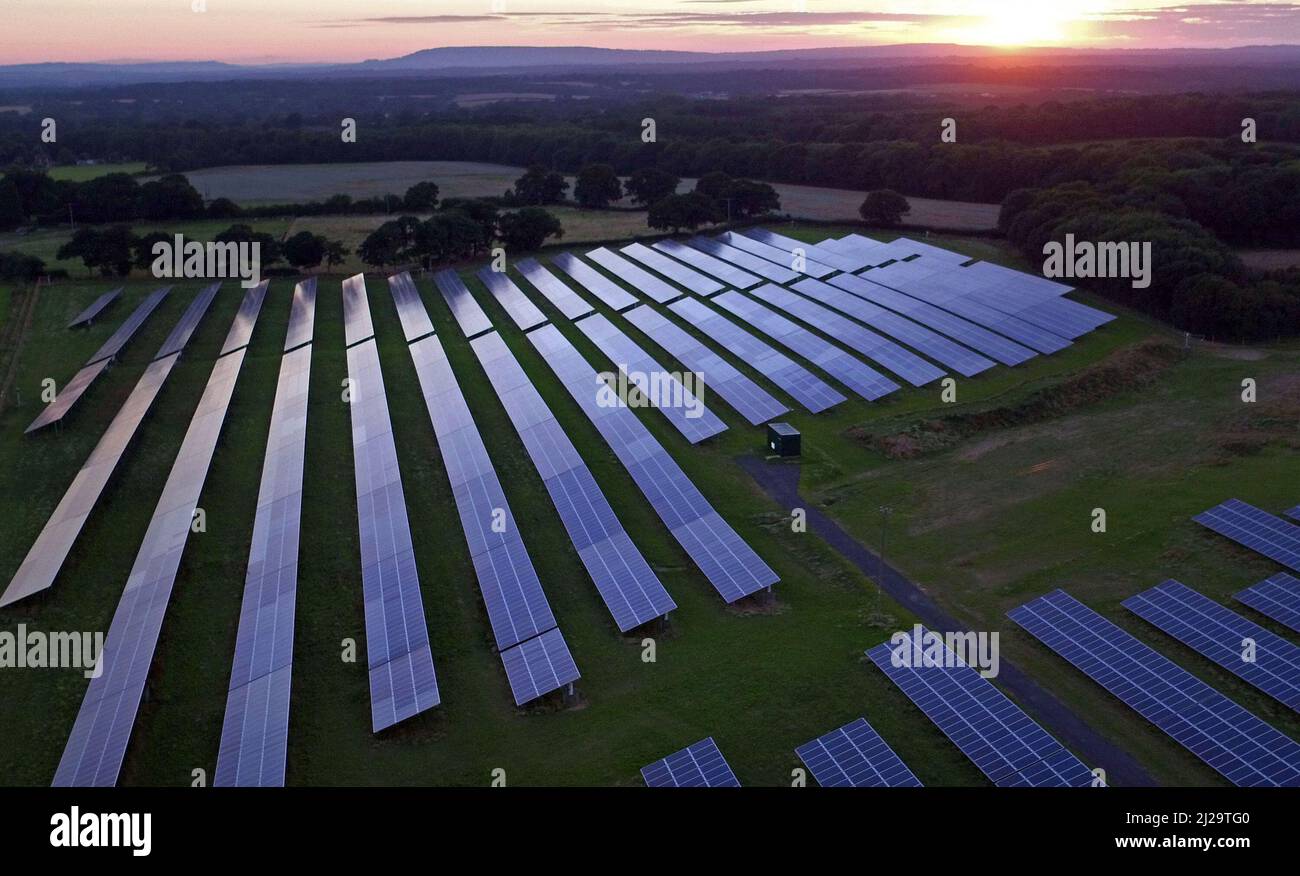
[47, 162, 150, 181]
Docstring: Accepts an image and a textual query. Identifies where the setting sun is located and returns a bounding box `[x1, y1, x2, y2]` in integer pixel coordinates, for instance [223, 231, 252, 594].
[967, 3, 1080, 46]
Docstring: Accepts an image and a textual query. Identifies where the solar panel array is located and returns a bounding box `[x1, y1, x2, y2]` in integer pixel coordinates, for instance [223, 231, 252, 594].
[652, 239, 761, 289]
[619, 242, 723, 296]
[713, 291, 900, 401]
[1287, 505, 1300, 523]
[749, 284, 944, 387]
[550, 252, 638, 311]
[586, 247, 683, 304]
[54, 343, 252, 787]
[1009, 589, 1300, 787]
[669, 296, 845, 413]
[687, 236, 800, 284]
[622, 305, 788, 425]
[1124, 579, 1300, 712]
[516, 257, 594, 320]
[67, 288, 122, 329]
[1194, 499, 1300, 572]
[283, 277, 318, 351]
[866, 627, 1096, 787]
[641, 737, 740, 787]
[219, 281, 269, 356]
[528, 324, 778, 603]
[434, 268, 494, 338]
[1236, 573, 1300, 633]
[23, 359, 113, 435]
[387, 272, 436, 342]
[574, 313, 728, 444]
[716, 231, 836, 279]
[342, 273, 375, 347]
[795, 717, 923, 787]
[741, 228, 869, 273]
[470, 330, 676, 632]
[156, 282, 221, 359]
[476, 267, 548, 331]
[500, 626, 581, 706]
[86, 286, 171, 365]
[347, 338, 441, 729]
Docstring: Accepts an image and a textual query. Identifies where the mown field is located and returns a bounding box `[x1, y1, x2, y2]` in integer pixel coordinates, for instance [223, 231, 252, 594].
[0, 224, 1294, 787]
[47, 162, 150, 182]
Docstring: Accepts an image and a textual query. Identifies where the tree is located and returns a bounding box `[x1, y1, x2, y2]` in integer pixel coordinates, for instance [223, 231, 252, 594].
[282, 231, 328, 271]
[324, 239, 350, 270]
[859, 190, 911, 227]
[420, 212, 481, 265]
[725, 179, 780, 218]
[647, 192, 720, 233]
[440, 198, 498, 254]
[215, 223, 282, 266]
[0, 178, 23, 231]
[207, 197, 242, 219]
[573, 163, 623, 208]
[626, 167, 680, 207]
[133, 231, 171, 270]
[57, 226, 136, 278]
[511, 165, 568, 205]
[137, 174, 204, 221]
[694, 171, 734, 201]
[0, 250, 46, 282]
[497, 207, 563, 252]
[403, 181, 440, 212]
[358, 217, 421, 267]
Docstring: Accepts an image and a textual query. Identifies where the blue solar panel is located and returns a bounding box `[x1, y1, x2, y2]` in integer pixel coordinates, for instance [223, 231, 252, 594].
[687, 236, 801, 284]
[911, 265, 1107, 341]
[470, 330, 676, 631]
[716, 231, 836, 278]
[653, 239, 761, 289]
[741, 228, 869, 273]
[516, 258, 595, 320]
[87, 286, 170, 365]
[67, 288, 122, 328]
[641, 737, 740, 787]
[1194, 499, 1300, 572]
[550, 252, 639, 311]
[866, 625, 1095, 787]
[1124, 579, 1300, 712]
[587, 247, 683, 303]
[668, 296, 845, 413]
[574, 313, 728, 444]
[713, 290, 900, 401]
[622, 305, 788, 425]
[342, 273, 376, 347]
[434, 268, 493, 338]
[1237, 573, 1300, 633]
[387, 272, 436, 342]
[1287, 505, 1300, 523]
[477, 267, 547, 331]
[795, 717, 923, 787]
[1009, 589, 1300, 787]
[528, 324, 778, 603]
[619, 242, 724, 296]
[500, 628, 581, 707]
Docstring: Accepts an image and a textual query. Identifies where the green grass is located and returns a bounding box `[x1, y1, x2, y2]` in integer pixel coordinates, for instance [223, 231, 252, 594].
[47, 163, 150, 182]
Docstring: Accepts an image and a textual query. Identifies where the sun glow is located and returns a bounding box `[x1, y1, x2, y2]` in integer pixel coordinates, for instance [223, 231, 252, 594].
[968, 3, 1079, 46]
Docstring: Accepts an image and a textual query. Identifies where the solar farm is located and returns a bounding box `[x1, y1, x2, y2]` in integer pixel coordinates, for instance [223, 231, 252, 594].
[2, 225, 1299, 788]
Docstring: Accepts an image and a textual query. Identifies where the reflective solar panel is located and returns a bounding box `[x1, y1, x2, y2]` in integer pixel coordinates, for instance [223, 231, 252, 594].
[346, 339, 441, 730]
[283, 277, 318, 351]
[1236, 573, 1300, 633]
[476, 267, 547, 331]
[619, 242, 723, 296]
[574, 313, 728, 443]
[668, 296, 844, 413]
[1288, 505, 1300, 523]
[342, 273, 375, 346]
[818, 234, 887, 265]
[962, 259, 1075, 297]
[795, 717, 923, 787]
[86, 286, 170, 365]
[67, 288, 121, 329]
[386, 271, 435, 342]
[1124, 579, 1300, 712]
[866, 626, 1095, 787]
[1194, 498, 1300, 572]
[434, 268, 493, 338]
[892, 237, 971, 265]
[641, 737, 740, 787]
[528, 324, 778, 603]
[219, 280, 269, 356]
[687, 236, 800, 284]
[740, 228, 869, 273]
[54, 347, 251, 787]
[713, 290, 900, 401]
[653, 239, 761, 289]
[749, 284, 944, 387]
[156, 282, 221, 359]
[470, 330, 676, 631]
[586, 247, 683, 303]
[909, 266, 1102, 343]
[716, 231, 836, 279]
[550, 252, 638, 311]
[500, 627, 581, 707]
[516, 257, 594, 320]
[1009, 589, 1300, 787]
[23, 359, 113, 435]
[622, 304, 788, 425]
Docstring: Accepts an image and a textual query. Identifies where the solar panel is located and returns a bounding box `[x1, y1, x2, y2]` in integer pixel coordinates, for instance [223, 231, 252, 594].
[433, 268, 493, 338]
[1194, 499, 1300, 572]
[574, 313, 728, 444]
[346, 338, 441, 730]
[516, 257, 595, 320]
[342, 273, 375, 346]
[716, 231, 836, 279]
[740, 228, 869, 273]
[622, 305, 788, 425]
[866, 626, 1096, 787]
[962, 259, 1076, 297]
[22, 359, 114, 435]
[1288, 505, 1300, 523]
[550, 252, 639, 311]
[86, 286, 170, 365]
[1124, 579, 1300, 712]
[219, 280, 269, 356]
[528, 324, 778, 603]
[470, 330, 676, 631]
[386, 271, 436, 342]
[155, 282, 221, 359]
[653, 239, 761, 289]
[713, 291, 900, 402]
[686, 236, 801, 284]
[790, 278, 993, 377]
[892, 237, 972, 265]
[668, 296, 845, 413]
[795, 717, 923, 787]
[1009, 589, 1300, 787]
[641, 737, 740, 787]
[53, 348, 251, 787]
[828, 272, 1036, 366]
[476, 267, 548, 331]
[910, 266, 1105, 342]
[500, 627, 581, 707]
[216, 342, 313, 786]
[586, 247, 683, 304]
[619, 242, 724, 296]
[818, 234, 886, 264]
[67, 288, 121, 329]
[283, 277, 318, 351]
[749, 284, 944, 387]
[1236, 573, 1300, 633]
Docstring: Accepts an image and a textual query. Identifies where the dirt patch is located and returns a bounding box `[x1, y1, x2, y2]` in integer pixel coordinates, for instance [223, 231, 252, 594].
[1211, 372, 1300, 458]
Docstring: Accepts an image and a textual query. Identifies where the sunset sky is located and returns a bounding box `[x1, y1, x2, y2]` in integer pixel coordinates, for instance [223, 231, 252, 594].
[3, 0, 1299, 65]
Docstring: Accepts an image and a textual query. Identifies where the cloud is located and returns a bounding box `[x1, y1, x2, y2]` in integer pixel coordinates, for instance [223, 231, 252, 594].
[1084, 2, 1300, 43]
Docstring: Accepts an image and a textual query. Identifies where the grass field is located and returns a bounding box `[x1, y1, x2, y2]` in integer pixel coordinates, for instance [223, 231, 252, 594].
[47, 162, 150, 182]
[0, 224, 1294, 787]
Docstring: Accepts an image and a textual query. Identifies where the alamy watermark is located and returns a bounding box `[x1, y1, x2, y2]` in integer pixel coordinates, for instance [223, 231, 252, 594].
[887, 624, 1001, 679]
[596, 367, 705, 419]
[0, 625, 104, 678]
[151, 234, 262, 288]
[1042, 234, 1151, 289]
